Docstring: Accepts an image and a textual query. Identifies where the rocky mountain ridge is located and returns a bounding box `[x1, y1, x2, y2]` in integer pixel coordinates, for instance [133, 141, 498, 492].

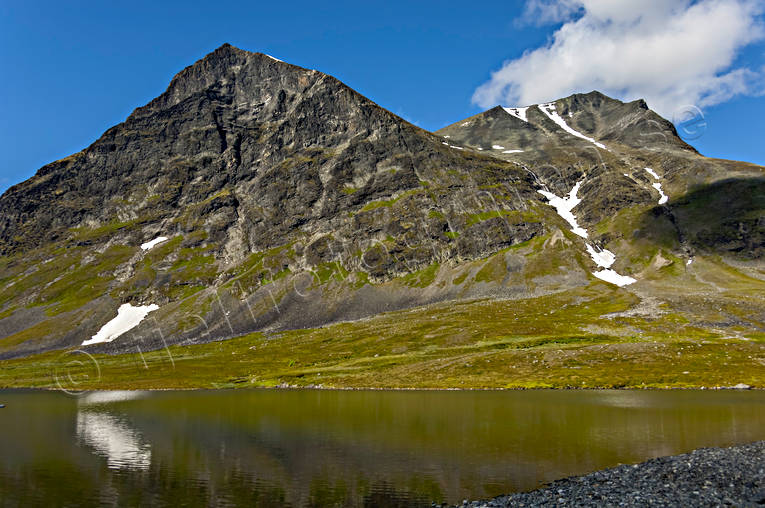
[0, 44, 762, 361]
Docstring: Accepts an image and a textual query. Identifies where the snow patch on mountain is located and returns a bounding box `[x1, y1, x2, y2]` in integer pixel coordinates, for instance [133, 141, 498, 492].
[586, 244, 636, 287]
[141, 236, 168, 251]
[503, 149, 524, 153]
[645, 167, 660, 179]
[538, 178, 636, 287]
[586, 243, 617, 268]
[652, 183, 669, 204]
[502, 106, 529, 123]
[492, 145, 505, 150]
[83, 303, 159, 346]
[538, 103, 606, 149]
[537, 180, 588, 239]
[592, 269, 637, 286]
[645, 168, 669, 205]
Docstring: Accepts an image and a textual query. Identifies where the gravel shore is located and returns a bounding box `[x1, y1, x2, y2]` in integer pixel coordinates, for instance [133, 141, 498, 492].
[451, 441, 765, 507]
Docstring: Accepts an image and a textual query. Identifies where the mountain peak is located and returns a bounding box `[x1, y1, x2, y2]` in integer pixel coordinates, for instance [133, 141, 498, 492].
[131, 44, 300, 120]
[438, 89, 694, 154]
[202, 43, 283, 66]
[205, 42, 254, 61]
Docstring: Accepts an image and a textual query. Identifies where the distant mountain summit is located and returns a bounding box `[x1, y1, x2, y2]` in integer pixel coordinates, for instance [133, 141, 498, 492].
[438, 91, 762, 249]
[438, 91, 695, 154]
[0, 44, 762, 361]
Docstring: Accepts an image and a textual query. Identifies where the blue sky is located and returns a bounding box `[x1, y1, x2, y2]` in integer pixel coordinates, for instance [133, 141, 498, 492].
[1, 0, 764, 193]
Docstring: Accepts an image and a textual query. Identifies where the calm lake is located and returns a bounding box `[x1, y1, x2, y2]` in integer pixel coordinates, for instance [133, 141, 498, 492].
[1, 389, 764, 506]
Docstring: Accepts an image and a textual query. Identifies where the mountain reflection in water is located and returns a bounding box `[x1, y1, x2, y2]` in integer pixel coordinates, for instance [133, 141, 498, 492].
[76, 391, 151, 470]
[1, 389, 764, 507]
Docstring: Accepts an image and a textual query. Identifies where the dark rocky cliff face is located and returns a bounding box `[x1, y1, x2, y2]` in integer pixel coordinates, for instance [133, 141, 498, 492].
[0, 44, 549, 358]
[0, 45, 762, 360]
[0, 44, 539, 263]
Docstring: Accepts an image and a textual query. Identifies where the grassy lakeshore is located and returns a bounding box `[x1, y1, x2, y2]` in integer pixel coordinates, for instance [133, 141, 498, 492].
[1, 285, 763, 391]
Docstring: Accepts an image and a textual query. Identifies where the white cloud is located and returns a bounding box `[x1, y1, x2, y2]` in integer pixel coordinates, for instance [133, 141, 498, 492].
[475, 0, 765, 118]
[520, 0, 582, 25]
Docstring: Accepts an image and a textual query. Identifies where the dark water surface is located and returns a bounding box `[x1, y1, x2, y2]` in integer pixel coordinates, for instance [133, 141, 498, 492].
[0, 389, 764, 507]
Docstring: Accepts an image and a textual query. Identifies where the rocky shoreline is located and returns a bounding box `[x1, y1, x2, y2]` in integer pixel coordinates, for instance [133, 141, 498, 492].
[450, 441, 765, 507]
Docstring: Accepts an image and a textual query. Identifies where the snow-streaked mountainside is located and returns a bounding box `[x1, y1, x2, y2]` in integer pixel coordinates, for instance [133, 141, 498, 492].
[0, 44, 762, 363]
